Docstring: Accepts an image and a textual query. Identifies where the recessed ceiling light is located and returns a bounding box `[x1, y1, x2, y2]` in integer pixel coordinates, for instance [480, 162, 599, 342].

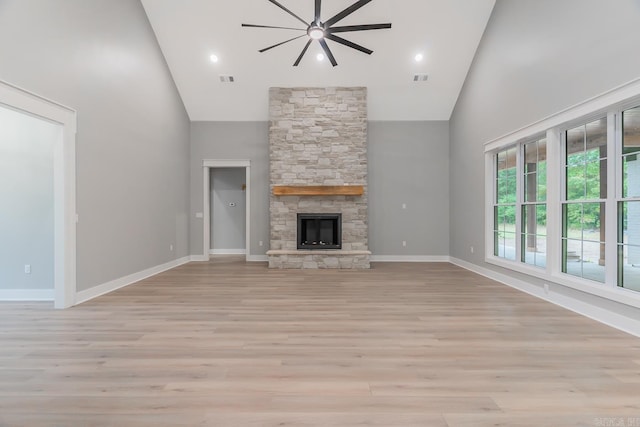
[414, 53, 424, 62]
[210, 54, 219, 63]
[317, 53, 325, 62]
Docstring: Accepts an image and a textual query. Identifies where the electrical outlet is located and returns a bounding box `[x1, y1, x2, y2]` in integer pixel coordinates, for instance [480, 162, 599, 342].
[259, 241, 263, 247]
[470, 246, 474, 254]
[402, 203, 407, 209]
[170, 244, 174, 251]
[24, 264, 31, 274]
[402, 241, 407, 247]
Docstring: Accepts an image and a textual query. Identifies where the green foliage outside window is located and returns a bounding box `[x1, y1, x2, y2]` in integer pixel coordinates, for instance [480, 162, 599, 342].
[566, 149, 604, 230]
[497, 162, 547, 225]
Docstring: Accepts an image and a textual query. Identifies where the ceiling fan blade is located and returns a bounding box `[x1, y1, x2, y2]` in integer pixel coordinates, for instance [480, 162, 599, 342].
[259, 34, 307, 53]
[324, 0, 372, 28]
[293, 39, 313, 66]
[267, 0, 309, 26]
[327, 23, 392, 33]
[319, 39, 338, 66]
[314, 0, 322, 23]
[325, 34, 372, 55]
[242, 23, 306, 31]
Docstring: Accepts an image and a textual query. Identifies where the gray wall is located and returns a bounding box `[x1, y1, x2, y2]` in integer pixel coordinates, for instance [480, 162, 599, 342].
[190, 122, 270, 257]
[449, 0, 640, 316]
[369, 121, 450, 256]
[191, 120, 450, 258]
[450, 0, 640, 263]
[211, 168, 246, 252]
[0, 0, 190, 292]
[0, 106, 58, 290]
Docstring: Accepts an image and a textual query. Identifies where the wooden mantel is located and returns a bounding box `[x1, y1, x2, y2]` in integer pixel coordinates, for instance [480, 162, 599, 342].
[272, 185, 364, 196]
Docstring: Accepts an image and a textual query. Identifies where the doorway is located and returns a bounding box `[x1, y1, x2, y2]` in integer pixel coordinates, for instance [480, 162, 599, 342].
[0, 80, 76, 308]
[210, 168, 247, 255]
[202, 160, 250, 261]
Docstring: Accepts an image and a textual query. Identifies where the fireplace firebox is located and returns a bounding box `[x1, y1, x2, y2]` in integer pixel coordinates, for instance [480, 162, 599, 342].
[297, 213, 342, 250]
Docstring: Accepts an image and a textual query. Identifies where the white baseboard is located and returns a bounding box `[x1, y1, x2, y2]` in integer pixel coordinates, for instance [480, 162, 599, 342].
[370, 255, 451, 262]
[449, 257, 640, 338]
[190, 254, 268, 262]
[210, 249, 247, 255]
[75, 256, 191, 305]
[0, 289, 54, 301]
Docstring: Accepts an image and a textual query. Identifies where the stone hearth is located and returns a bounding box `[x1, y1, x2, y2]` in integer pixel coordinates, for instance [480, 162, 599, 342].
[267, 87, 371, 269]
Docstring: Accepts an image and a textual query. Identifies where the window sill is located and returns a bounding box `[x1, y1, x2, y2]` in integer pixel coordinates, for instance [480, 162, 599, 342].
[485, 255, 640, 310]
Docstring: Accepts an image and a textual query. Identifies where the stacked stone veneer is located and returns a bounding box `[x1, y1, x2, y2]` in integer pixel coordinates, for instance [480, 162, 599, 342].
[267, 87, 370, 269]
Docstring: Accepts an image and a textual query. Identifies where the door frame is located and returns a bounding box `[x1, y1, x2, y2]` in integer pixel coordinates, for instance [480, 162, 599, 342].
[202, 160, 251, 261]
[0, 80, 77, 309]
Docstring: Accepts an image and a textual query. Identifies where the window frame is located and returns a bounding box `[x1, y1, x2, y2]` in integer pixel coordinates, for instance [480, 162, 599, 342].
[483, 79, 640, 310]
[493, 145, 519, 261]
[520, 137, 548, 269]
[617, 104, 640, 290]
[560, 116, 609, 283]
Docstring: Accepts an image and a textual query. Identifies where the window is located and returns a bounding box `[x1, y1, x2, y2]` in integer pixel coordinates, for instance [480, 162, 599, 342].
[620, 105, 640, 291]
[494, 147, 517, 260]
[485, 86, 640, 305]
[522, 138, 547, 268]
[562, 118, 607, 283]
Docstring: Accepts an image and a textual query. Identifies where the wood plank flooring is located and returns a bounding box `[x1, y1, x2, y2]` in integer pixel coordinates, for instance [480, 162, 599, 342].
[1, 257, 640, 426]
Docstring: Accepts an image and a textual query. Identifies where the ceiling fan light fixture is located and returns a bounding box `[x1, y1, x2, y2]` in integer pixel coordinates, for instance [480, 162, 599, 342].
[308, 26, 325, 40]
[243, 0, 392, 67]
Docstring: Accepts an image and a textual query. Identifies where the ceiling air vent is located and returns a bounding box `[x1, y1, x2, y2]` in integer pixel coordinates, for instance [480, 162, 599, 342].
[219, 75, 235, 83]
[413, 74, 429, 82]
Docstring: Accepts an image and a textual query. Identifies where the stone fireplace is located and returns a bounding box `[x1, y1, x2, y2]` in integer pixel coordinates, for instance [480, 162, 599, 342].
[267, 87, 371, 269]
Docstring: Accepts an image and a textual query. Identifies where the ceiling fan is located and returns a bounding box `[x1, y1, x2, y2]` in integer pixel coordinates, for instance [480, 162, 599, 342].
[242, 0, 392, 67]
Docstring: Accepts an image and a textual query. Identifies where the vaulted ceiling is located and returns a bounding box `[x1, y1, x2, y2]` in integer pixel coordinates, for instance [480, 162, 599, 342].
[141, 0, 495, 121]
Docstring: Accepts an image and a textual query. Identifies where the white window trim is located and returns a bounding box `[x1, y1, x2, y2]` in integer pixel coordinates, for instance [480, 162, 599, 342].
[484, 76, 640, 310]
[605, 111, 618, 286]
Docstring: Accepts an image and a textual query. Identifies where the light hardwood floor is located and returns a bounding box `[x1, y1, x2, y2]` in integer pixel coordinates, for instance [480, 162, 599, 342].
[1, 257, 640, 427]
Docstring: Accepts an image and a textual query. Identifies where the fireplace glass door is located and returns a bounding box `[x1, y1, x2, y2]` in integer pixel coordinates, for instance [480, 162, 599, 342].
[297, 213, 342, 250]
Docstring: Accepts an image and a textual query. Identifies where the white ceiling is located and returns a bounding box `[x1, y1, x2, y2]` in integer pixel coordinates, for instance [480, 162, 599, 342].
[141, 0, 495, 121]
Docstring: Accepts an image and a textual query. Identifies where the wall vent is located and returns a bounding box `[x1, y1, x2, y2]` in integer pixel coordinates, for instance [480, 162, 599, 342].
[413, 74, 429, 82]
[219, 75, 235, 83]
